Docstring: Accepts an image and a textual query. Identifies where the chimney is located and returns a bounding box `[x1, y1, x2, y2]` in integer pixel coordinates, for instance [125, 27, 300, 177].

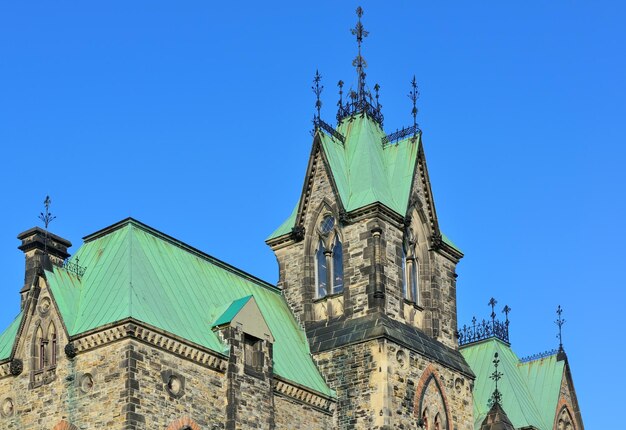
[17, 227, 71, 308]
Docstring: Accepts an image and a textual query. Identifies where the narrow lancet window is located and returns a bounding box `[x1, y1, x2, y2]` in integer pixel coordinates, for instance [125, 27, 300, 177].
[315, 215, 344, 298]
[316, 239, 328, 298]
[48, 323, 57, 367]
[332, 237, 344, 294]
[402, 230, 419, 304]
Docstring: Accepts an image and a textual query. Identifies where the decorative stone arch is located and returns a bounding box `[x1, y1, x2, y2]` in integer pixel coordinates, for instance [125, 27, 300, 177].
[32, 321, 45, 371]
[414, 364, 452, 430]
[306, 200, 345, 298]
[52, 420, 79, 430]
[400, 205, 433, 310]
[166, 416, 201, 430]
[555, 403, 576, 430]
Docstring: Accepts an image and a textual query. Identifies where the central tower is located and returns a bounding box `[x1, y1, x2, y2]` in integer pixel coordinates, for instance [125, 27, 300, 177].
[266, 8, 474, 429]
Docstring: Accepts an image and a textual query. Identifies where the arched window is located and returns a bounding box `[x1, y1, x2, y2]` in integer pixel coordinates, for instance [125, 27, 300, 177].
[34, 325, 45, 370]
[315, 215, 344, 298]
[421, 408, 429, 430]
[402, 230, 419, 304]
[48, 322, 57, 367]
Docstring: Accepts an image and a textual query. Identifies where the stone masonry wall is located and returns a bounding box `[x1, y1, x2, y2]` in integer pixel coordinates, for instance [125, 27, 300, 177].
[126, 339, 227, 430]
[274, 395, 334, 430]
[313, 339, 473, 430]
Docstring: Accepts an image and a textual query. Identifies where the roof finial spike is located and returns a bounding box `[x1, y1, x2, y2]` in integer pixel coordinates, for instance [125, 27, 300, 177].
[374, 83, 381, 112]
[351, 6, 369, 103]
[490, 352, 503, 405]
[312, 70, 323, 123]
[409, 75, 419, 131]
[488, 297, 498, 327]
[39, 195, 56, 230]
[555, 305, 566, 353]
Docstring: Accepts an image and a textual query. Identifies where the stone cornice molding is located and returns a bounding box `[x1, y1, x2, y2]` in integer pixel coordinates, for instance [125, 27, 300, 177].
[67, 319, 229, 373]
[273, 376, 335, 414]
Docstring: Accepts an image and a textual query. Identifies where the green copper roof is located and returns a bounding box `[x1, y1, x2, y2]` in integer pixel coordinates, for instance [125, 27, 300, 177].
[322, 115, 419, 214]
[45, 218, 332, 397]
[267, 115, 462, 253]
[0, 312, 22, 361]
[461, 338, 564, 430]
[212, 295, 252, 327]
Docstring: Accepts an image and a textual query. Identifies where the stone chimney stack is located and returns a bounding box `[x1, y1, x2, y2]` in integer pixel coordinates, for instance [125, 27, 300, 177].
[17, 227, 71, 308]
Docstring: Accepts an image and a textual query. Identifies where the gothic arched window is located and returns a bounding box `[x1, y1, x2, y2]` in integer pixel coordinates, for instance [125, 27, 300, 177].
[402, 230, 419, 304]
[315, 215, 344, 298]
[48, 322, 57, 367]
[34, 325, 45, 370]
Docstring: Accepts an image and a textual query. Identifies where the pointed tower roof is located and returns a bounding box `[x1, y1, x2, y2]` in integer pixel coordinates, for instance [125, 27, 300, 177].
[266, 7, 461, 255]
[479, 402, 515, 430]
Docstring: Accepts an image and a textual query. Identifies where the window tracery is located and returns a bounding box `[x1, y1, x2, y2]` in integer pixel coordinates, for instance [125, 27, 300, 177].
[315, 215, 344, 298]
[416, 370, 450, 430]
[557, 406, 575, 430]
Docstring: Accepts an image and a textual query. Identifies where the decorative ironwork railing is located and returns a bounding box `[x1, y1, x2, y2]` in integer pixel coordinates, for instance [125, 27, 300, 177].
[458, 316, 510, 346]
[63, 258, 87, 278]
[314, 118, 345, 144]
[519, 349, 558, 363]
[381, 124, 420, 146]
[337, 97, 384, 127]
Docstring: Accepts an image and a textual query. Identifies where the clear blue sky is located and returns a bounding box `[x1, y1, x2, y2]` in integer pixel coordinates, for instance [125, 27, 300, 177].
[1, 2, 624, 427]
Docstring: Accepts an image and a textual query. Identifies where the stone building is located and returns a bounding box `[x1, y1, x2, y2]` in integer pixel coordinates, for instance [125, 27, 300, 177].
[0, 8, 583, 430]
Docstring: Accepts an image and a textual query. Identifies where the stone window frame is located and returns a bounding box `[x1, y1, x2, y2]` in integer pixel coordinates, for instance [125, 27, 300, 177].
[556, 404, 576, 430]
[243, 333, 264, 376]
[313, 213, 344, 300]
[414, 365, 452, 430]
[402, 206, 432, 309]
[402, 227, 419, 304]
[30, 318, 59, 388]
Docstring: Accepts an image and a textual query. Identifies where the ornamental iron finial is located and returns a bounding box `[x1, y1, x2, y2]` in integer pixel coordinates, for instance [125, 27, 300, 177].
[351, 6, 369, 103]
[457, 298, 511, 346]
[489, 297, 498, 326]
[312, 70, 323, 121]
[555, 305, 565, 352]
[337, 80, 344, 110]
[409, 75, 419, 130]
[502, 305, 511, 328]
[39, 195, 56, 230]
[374, 83, 381, 112]
[490, 352, 503, 405]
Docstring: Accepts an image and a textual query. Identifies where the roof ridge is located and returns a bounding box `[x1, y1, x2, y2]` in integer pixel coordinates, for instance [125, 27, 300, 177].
[82, 217, 279, 293]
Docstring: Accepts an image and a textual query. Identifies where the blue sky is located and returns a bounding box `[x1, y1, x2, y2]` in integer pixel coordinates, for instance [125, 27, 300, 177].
[1, 1, 624, 427]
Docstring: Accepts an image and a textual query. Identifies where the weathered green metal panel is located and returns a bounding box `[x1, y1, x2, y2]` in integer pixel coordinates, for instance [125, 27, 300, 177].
[0, 312, 22, 360]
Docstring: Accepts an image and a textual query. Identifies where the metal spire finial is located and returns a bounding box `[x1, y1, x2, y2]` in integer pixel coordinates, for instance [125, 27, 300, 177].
[502, 305, 511, 325]
[39, 195, 56, 230]
[312, 70, 323, 121]
[351, 6, 369, 102]
[488, 297, 498, 326]
[409, 75, 419, 130]
[555, 305, 566, 352]
[490, 352, 503, 405]
[374, 83, 381, 112]
[337, 80, 344, 108]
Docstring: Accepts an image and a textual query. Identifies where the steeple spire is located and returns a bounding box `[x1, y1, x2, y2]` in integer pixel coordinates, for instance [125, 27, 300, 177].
[351, 6, 369, 104]
[555, 305, 565, 353]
